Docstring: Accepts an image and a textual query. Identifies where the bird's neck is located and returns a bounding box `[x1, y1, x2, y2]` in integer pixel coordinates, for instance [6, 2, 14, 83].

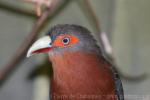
[49, 51, 116, 100]
[50, 51, 102, 80]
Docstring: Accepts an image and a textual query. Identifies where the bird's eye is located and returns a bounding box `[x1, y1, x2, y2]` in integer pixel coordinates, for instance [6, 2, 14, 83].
[53, 35, 78, 47]
[62, 37, 70, 45]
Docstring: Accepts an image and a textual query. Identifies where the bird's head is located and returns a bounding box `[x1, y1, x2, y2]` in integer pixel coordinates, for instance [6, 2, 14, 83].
[27, 24, 100, 58]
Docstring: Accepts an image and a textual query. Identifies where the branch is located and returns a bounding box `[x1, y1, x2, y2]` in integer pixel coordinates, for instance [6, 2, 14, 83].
[83, 0, 101, 33]
[0, 0, 61, 86]
[0, 1, 36, 18]
[75, 0, 100, 33]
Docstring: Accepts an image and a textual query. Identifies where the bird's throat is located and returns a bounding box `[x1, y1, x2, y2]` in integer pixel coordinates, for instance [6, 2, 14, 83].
[50, 51, 116, 100]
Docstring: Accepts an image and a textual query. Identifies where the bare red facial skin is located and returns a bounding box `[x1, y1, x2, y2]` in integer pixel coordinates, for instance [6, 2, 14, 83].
[32, 48, 52, 54]
[53, 34, 79, 48]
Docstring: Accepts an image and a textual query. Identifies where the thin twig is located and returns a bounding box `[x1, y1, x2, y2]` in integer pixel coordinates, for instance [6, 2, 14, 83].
[83, 0, 101, 33]
[0, 1, 36, 18]
[0, 0, 61, 86]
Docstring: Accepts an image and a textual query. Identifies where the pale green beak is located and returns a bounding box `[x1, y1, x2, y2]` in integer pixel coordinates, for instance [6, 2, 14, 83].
[27, 36, 52, 57]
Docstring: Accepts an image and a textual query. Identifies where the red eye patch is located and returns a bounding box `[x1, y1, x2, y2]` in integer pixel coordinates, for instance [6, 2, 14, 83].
[53, 34, 79, 48]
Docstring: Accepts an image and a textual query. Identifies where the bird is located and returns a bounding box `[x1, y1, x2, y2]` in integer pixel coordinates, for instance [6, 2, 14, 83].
[27, 24, 124, 100]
